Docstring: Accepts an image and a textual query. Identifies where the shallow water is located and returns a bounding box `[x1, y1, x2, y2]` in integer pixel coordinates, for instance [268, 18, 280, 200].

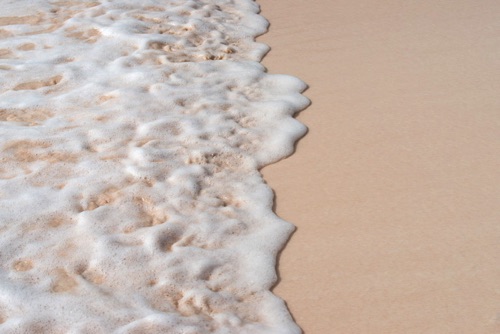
[0, 1, 307, 333]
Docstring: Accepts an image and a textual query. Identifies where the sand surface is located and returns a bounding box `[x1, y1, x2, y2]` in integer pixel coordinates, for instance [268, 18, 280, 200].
[259, 0, 500, 333]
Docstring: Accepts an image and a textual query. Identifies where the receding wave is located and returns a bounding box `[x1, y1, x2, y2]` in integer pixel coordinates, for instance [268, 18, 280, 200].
[0, 1, 308, 333]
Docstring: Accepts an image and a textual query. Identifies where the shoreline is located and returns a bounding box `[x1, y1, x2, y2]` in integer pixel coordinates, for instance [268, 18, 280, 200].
[259, 0, 500, 332]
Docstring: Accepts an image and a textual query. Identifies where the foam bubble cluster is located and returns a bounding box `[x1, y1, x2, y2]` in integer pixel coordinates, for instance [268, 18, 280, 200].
[0, 1, 308, 333]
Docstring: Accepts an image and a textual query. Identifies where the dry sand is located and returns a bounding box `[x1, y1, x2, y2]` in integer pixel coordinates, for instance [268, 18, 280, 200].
[259, 0, 500, 333]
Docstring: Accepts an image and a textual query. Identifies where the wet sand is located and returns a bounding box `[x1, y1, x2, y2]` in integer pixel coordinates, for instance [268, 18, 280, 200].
[259, 0, 500, 333]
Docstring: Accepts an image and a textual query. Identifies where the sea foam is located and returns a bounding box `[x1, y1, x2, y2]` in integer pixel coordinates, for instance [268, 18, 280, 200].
[0, 1, 308, 333]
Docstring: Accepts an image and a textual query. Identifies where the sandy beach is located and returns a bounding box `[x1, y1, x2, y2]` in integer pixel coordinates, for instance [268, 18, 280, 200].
[0, 0, 498, 332]
[259, 0, 500, 333]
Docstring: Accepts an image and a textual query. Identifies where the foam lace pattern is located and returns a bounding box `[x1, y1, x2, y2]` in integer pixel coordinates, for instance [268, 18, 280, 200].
[0, 1, 307, 333]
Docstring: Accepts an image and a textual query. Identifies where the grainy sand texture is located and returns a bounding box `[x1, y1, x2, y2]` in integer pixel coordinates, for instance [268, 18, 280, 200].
[259, 0, 500, 333]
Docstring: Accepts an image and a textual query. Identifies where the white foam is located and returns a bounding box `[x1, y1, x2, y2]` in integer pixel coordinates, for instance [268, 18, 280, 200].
[0, 1, 307, 332]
